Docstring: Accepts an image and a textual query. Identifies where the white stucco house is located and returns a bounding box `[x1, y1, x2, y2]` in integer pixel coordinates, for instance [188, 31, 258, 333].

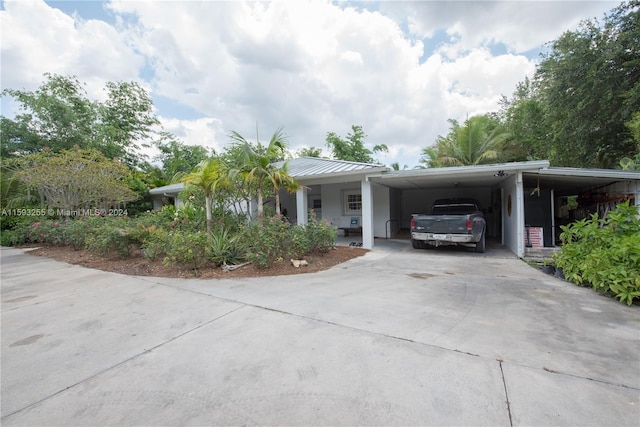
[150, 157, 640, 258]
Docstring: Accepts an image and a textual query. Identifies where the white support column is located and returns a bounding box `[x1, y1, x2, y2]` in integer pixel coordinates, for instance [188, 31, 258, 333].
[361, 179, 373, 249]
[296, 187, 308, 225]
[516, 171, 525, 258]
[550, 189, 555, 247]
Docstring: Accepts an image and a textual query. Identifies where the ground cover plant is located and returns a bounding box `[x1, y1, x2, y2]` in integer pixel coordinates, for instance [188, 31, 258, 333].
[554, 201, 640, 305]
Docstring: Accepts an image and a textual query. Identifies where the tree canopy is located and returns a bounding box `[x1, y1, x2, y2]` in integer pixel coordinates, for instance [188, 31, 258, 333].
[501, 1, 640, 168]
[325, 125, 387, 164]
[11, 148, 138, 212]
[1, 73, 160, 166]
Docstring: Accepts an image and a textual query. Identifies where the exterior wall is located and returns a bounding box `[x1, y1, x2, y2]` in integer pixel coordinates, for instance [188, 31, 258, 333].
[389, 187, 403, 235]
[598, 180, 640, 207]
[321, 182, 362, 228]
[372, 182, 390, 238]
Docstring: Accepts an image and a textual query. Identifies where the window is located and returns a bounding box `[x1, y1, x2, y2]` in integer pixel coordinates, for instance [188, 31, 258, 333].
[343, 191, 362, 214]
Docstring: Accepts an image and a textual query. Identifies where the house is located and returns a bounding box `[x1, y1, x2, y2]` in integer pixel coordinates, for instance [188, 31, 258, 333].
[150, 157, 640, 258]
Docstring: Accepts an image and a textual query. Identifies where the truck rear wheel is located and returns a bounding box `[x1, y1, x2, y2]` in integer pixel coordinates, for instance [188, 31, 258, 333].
[475, 231, 486, 253]
[411, 239, 420, 249]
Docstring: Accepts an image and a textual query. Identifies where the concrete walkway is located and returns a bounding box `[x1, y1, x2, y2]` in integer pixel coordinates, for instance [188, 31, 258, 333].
[1, 243, 639, 426]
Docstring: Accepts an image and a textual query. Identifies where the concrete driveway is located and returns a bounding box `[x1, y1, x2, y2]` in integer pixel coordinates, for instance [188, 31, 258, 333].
[1, 242, 639, 426]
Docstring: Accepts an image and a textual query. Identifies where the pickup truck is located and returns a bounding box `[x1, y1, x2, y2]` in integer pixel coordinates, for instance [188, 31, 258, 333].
[410, 198, 486, 253]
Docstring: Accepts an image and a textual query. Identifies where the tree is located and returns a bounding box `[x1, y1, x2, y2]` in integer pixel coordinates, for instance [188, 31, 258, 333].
[421, 115, 518, 167]
[533, 1, 640, 167]
[296, 146, 323, 158]
[12, 148, 138, 213]
[179, 158, 229, 233]
[500, 78, 550, 161]
[154, 135, 211, 181]
[325, 125, 387, 163]
[229, 127, 298, 223]
[1, 74, 161, 166]
[1, 74, 96, 157]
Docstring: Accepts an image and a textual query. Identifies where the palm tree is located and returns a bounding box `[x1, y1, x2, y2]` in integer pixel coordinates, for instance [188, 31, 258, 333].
[421, 115, 517, 167]
[177, 158, 228, 233]
[229, 127, 297, 223]
[269, 162, 300, 215]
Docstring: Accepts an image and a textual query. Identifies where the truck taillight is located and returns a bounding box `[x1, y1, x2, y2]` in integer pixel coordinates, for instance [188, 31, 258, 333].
[466, 216, 472, 230]
[410, 218, 416, 228]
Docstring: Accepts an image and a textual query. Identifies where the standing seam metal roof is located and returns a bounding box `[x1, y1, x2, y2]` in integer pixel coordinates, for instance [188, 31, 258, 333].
[275, 157, 389, 177]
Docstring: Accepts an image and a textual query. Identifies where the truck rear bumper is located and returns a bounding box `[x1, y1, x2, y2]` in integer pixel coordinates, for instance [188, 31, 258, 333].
[411, 232, 476, 243]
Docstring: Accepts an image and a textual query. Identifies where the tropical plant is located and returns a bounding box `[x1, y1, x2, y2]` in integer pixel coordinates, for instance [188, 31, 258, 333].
[229, 127, 297, 222]
[421, 115, 518, 167]
[208, 228, 246, 267]
[554, 201, 640, 305]
[178, 158, 228, 233]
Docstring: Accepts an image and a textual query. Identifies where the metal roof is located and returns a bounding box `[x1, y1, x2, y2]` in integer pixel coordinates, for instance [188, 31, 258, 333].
[371, 161, 550, 190]
[149, 183, 184, 195]
[274, 157, 389, 178]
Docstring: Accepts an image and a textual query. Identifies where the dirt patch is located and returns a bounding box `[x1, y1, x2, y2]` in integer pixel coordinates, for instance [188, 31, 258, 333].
[22, 245, 368, 279]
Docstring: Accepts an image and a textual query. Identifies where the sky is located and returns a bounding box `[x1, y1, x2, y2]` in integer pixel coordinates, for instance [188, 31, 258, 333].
[0, 0, 620, 169]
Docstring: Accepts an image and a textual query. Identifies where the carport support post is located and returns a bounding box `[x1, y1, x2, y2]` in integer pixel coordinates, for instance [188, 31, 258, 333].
[296, 187, 308, 226]
[361, 179, 373, 249]
[516, 171, 525, 258]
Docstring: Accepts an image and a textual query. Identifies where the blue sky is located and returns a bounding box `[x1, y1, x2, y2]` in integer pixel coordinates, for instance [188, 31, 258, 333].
[1, 0, 619, 168]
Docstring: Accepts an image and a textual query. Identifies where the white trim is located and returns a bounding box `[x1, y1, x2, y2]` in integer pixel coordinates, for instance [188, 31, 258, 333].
[342, 189, 362, 215]
[539, 167, 640, 180]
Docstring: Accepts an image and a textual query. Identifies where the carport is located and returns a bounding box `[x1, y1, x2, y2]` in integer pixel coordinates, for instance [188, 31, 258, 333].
[368, 161, 639, 257]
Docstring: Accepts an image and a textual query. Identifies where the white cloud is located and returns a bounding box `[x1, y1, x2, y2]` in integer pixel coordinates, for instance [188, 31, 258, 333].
[1, 0, 619, 168]
[383, 1, 619, 54]
[1, 0, 143, 100]
[159, 116, 225, 154]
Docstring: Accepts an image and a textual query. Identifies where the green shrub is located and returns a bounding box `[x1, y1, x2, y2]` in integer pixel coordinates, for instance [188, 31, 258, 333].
[208, 228, 246, 267]
[62, 218, 92, 249]
[243, 215, 292, 268]
[554, 201, 640, 305]
[140, 227, 169, 261]
[303, 210, 337, 253]
[85, 224, 133, 258]
[0, 229, 26, 246]
[163, 231, 209, 273]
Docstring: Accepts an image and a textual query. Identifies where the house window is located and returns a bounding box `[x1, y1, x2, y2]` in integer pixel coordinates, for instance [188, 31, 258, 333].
[312, 199, 322, 209]
[344, 191, 362, 214]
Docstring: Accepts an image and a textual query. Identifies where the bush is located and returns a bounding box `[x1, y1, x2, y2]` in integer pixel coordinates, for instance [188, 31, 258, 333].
[243, 215, 292, 268]
[303, 210, 337, 253]
[163, 231, 209, 273]
[554, 201, 640, 305]
[139, 226, 169, 260]
[85, 220, 133, 258]
[241, 212, 337, 268]
[0, 229, 26, 246]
